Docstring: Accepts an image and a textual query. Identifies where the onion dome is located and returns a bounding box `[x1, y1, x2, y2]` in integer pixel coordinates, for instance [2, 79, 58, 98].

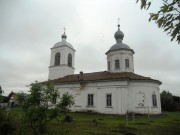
[114, 24, 124, 41]
[106, 24, 134, 54]
[52, 32, 74, 49]
[61, 32, 67, 39]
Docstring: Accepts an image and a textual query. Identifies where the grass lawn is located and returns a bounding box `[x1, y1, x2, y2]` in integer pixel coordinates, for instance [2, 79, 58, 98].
[6, 108, 180, 135]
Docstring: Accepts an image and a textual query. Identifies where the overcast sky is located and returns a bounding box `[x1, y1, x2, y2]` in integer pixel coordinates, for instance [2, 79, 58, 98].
[0, 0, 179, 96]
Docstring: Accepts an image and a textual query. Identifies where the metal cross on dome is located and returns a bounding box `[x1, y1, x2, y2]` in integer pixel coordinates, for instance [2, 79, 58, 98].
[118, 18, 120, 29]
[63, 27, 66, 34]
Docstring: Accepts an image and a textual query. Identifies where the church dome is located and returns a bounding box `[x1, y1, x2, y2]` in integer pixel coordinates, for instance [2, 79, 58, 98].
[52, 32, 74, 49]
[110, 42, 130, 50]
[61, 33, 67, 39]
[53, 41, 74, 49]
[114, 25, 124, 40]
[106, 24, 134, 54]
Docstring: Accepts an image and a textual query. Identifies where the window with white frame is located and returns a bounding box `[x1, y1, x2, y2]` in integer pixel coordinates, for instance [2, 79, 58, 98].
[152, 94, 157, 107]
[106, 94, 112, 107]
[87, 94, 94, 106]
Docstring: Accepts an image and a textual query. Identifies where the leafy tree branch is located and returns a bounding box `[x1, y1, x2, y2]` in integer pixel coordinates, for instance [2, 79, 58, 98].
[136, 0, 180, 44]
[22, 81, 74, 135]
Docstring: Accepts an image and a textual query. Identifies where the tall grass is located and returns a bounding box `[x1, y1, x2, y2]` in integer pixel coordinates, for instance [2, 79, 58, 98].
[3, 108, 180, 135]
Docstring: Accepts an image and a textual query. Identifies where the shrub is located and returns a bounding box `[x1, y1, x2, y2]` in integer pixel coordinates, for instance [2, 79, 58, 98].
[0, 110, 16, 135]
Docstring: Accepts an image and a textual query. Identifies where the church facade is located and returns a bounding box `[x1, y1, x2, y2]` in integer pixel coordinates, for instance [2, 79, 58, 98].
[48, 24, 162, 115]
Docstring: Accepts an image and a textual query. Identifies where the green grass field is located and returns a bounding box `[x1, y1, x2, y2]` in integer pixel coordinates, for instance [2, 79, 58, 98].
[6, 108, 180, 135]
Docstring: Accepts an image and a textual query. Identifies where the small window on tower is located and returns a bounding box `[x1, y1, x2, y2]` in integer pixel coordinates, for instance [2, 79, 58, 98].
[54, 52, 60, 66]
[108, 61, 110, 71]
[125, 59, 129, 68]
[115, 60, 120, 69]
[68, 53, 72, 67]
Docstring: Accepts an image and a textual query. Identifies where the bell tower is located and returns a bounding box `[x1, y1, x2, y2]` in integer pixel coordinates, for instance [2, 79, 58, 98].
[48, 31, 75, 80]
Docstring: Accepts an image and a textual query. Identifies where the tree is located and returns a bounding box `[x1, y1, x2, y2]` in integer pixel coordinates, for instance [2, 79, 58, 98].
[173, 95, 180, 111]
[16, 92, 27, 107]
[161, 90, 176, 111]
[23, 81, 74, 135]
[23, 82, 43, 135]
[55, 93, 74, 135]
[160, 90, 180, 111]
[56, 93, 74, 116]
[136, 0, 180, 44]
[0, 85, 4, 103]
[0, 85, 4, 97]
[0, 85, 3, 96]
[0, 110, 16, 135]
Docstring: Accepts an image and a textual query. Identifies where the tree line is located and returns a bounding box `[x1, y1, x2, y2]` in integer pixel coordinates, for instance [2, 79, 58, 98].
[161, 90, 180, 111]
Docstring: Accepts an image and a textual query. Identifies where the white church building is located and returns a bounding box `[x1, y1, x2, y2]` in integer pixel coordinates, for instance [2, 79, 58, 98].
[48, 24, 162, 115]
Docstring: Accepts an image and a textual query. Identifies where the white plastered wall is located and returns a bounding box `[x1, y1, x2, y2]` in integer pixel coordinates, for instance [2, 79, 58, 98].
[127, 81, 161, 114]
[107, 50, 134, 73]
[53, 80, 161, 115]
[55, 81, 128, 114]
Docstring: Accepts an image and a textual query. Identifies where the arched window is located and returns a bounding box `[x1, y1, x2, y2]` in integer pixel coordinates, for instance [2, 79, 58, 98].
[68, 53, 72, 67]
[54, 52, 60, 66]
